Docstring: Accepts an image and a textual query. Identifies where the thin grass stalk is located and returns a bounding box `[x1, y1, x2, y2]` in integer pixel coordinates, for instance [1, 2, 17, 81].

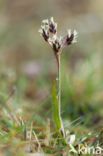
[55, 52, 65, 137]
[39, 17, 78, 138]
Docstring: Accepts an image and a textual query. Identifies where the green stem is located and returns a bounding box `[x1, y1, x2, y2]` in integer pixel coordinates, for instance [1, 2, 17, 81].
[57, 53, 61, 116]
[56, 52, 65, 137]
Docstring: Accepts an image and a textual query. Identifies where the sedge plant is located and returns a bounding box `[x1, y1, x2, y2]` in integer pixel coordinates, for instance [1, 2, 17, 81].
[39, 17, 78, 138]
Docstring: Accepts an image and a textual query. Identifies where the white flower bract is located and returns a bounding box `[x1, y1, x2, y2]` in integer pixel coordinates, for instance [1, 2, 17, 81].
[39, 17, 78, 53]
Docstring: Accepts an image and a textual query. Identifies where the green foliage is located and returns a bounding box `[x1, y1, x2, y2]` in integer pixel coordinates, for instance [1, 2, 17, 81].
[52, 82, 63, 132]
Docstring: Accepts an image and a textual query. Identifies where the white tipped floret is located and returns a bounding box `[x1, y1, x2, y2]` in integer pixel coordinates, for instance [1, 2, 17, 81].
[50, 17, 57, 29]
[55, 23, 57, 29]
[42, 19, 49, 24]
[73, 30, 78, 43]
[74, 29, 78, 36]
[50, 17, 54, 23]
[67, 29, 72, 38]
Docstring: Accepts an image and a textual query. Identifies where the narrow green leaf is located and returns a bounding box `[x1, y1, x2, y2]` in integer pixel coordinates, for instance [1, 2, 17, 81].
[52, 82, 62, 131]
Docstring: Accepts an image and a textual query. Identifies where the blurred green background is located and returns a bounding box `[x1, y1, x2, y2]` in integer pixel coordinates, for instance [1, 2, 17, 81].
[0, 0, 103, 131]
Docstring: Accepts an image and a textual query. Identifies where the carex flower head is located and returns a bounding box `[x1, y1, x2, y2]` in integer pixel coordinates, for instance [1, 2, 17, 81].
[38, 17, 78, 138]
[39, 17, 78, 54]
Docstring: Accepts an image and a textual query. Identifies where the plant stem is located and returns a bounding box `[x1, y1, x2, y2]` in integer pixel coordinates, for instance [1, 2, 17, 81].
[55, 52, 65, 137]
[57, 53, 61, 116]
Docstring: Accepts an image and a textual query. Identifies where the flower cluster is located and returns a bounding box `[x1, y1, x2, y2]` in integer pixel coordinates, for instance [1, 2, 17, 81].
[39, 17, 78, 54]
